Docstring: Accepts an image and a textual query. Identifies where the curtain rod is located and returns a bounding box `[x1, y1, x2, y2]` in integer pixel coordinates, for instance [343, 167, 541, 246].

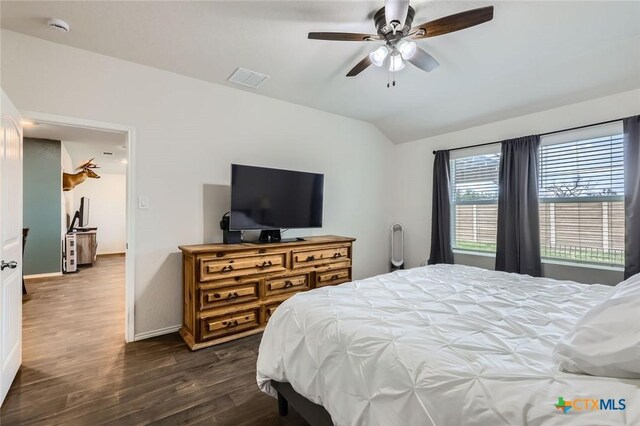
[432, 117, 625, 155]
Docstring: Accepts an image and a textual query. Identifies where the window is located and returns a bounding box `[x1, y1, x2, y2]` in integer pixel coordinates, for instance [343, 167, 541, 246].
[450, 152, 500, 253]
[539, 131, 624, 266]
[450, 123, 625, 266]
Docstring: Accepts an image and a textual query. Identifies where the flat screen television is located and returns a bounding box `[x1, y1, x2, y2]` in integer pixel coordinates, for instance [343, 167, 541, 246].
[79, 197, 90, 227]
[229, 164, 324, 242]
[67, 196, 90, 233]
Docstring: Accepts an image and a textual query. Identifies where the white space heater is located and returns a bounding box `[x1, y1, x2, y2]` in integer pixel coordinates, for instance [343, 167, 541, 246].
[64, 233, 77, 273]
[390, 223, 404, 271]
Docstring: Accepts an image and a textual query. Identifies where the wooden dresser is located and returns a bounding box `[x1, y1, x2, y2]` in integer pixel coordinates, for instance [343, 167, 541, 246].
[76, 231, 98, 266]
[178, 235, 355, 350]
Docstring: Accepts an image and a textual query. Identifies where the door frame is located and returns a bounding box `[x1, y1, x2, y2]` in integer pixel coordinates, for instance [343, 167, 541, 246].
[21, 110, 136, 342]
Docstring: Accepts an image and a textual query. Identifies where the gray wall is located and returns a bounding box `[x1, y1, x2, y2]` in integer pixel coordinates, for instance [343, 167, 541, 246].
[203, 184, 229, 244]
[23, 138, 62, 275]
[202, 184, 262, 244]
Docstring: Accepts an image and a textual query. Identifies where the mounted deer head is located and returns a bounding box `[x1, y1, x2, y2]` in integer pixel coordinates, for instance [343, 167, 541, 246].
[63, 158, 101, 191]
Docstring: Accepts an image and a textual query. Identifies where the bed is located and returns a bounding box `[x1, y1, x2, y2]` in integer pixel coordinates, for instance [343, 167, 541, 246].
[257, 264, 640, 425]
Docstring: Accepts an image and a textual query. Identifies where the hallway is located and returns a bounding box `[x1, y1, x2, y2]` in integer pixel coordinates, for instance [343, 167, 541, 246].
[1, 255, 304, 425]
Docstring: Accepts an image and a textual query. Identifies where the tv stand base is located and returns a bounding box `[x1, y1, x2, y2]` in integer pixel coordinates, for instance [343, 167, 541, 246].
[258, 229, 281, 243]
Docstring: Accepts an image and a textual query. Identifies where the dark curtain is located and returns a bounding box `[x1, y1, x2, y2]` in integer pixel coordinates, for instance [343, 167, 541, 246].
[428, 150, 454, 265]
[623, 115, 640, 279]
[495, 136, 542, 276]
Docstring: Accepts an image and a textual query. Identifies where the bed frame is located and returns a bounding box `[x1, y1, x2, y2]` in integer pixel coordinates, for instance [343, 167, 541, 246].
[272, 381, 333, 426]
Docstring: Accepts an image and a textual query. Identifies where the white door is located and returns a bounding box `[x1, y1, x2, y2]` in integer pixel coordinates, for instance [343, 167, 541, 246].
[0, 89, 23, 406]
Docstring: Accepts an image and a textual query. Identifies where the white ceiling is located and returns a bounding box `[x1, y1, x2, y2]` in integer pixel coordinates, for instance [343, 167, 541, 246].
[3, 1, 640, 143]
[23, 122, 127, 174]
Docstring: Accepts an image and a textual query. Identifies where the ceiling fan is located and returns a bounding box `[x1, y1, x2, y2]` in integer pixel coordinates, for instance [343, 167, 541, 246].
[308, 1, 494, 85]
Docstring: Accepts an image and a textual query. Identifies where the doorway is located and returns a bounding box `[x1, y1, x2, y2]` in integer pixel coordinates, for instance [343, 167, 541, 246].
[20, 112, 135, 342]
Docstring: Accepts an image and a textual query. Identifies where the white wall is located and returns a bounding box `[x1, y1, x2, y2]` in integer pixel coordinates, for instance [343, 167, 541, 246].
[391, 89, 640, 285]
[61, 142, 74, 237]
[1, 30, 395, 337]
[72, 173, 126, 254]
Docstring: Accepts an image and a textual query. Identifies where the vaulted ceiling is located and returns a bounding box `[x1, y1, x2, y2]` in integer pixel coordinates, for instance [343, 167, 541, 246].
[2, 1, 639, 143]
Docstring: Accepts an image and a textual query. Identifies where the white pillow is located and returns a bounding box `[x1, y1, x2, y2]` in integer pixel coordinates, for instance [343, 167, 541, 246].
[553, 273, 640, 378]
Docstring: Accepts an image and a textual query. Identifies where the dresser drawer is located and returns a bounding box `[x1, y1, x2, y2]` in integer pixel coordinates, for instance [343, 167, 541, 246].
[200, 308, 260, 341]
[265, 274, 310, 297]
[316, 268, 351, 287]
[180, 237, 355, 350]
[264, 302, 283, 324]
[199, 282, 259, 310]
[292, 246, 349, 269]
[200, 253, 286, 282]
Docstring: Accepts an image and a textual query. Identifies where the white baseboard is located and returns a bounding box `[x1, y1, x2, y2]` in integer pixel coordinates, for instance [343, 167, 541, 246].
[97, 252, 126, 256]
[24, 272, 63, 280]
[134, 324, 181, 341]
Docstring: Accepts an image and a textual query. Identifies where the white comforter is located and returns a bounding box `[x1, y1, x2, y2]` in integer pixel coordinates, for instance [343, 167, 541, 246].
[257, 264, 640, 425]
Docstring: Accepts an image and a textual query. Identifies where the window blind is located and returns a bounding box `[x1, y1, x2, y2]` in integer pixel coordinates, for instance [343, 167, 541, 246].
[538, 134, 625, 265]
[450, 153, 500, 252]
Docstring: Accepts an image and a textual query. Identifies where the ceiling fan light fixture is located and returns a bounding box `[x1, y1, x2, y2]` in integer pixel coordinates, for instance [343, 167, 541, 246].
[388, 52, 405, 72]
[397, 40, 417, 60]
[308, 3, 495, 80]
[369, 45, 390, 67]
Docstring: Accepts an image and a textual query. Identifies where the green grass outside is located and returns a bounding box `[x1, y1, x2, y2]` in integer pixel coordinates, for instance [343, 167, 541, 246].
[454, 240, 624, 266]
[454, 241, 496, 253]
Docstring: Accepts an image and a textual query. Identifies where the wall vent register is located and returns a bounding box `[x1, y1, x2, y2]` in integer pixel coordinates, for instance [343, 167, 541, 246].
[227, 67, 270, 89]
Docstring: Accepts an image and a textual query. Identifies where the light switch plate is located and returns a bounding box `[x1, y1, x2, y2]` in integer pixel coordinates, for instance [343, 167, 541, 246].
[138, 195, 149, 210]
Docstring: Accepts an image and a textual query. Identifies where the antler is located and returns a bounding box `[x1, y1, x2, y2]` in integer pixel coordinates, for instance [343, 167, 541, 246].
[76, 158, 99, 170]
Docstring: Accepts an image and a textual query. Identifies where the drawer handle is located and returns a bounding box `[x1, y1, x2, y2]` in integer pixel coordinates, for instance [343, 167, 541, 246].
[284, 280, 294, 289]
[333, 252, 342, 258]
[306, 255, 315, 261]
[213, 293, 221, 299]
[258, 260, 273, 269]
[227, 292, 239, 300]
[222, 320, 239, 328]
[331, 274, 339, 280]
[221, 265, 234, 272]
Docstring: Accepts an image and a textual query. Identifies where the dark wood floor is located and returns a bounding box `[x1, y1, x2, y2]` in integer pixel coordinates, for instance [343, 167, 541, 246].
[1, 255, 307, 425]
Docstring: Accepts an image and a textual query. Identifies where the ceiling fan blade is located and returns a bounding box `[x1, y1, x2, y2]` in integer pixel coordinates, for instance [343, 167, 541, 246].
[346, 55, 373, 77]
[385, 0, 410, 29]
[411, 6, 494, 39]
[408, 47, 440, 72]
[308, 32, 381, 42]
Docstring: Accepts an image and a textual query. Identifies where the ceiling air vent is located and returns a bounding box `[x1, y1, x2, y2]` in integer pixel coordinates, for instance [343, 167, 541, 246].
[102, 151, 114, 156]
[227, 67, 269, 89]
